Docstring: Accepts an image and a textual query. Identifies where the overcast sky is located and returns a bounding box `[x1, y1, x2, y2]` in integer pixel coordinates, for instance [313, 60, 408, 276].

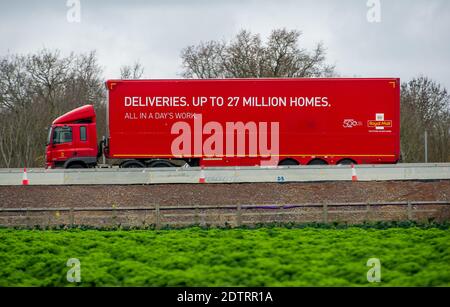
[1, 0, 449, 88]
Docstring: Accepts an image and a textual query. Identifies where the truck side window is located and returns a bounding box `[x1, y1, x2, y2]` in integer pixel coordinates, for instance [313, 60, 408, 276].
[53, 127, 72, 144]
[80, 126, 87, 141]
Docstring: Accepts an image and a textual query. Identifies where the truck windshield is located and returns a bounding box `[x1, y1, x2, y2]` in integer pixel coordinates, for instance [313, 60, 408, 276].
[53, 127, 73, 144]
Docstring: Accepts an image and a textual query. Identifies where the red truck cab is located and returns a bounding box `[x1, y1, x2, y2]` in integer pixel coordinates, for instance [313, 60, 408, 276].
[46, 105, 98, 168]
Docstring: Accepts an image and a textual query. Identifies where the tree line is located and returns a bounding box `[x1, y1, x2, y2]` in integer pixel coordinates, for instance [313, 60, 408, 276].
[0, 29, 448, 167]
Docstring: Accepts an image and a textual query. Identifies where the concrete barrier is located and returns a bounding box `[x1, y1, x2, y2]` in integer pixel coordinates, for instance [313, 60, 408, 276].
[0, 163, 449, 186]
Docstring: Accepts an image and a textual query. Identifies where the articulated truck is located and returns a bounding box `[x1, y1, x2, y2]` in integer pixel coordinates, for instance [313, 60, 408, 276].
[45, 78, 400, 168]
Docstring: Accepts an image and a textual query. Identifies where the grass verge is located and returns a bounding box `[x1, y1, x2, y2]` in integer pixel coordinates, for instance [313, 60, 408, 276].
[0, 224, 449, 286]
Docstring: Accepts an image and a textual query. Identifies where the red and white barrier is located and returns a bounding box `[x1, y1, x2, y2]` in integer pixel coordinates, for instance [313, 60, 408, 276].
[22, 167, 29, 185]
[351, 164, 358, 182]
[199, 166, 206, 184]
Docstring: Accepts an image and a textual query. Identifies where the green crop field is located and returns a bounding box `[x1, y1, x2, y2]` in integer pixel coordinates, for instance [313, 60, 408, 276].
[0, 225, 449, 286]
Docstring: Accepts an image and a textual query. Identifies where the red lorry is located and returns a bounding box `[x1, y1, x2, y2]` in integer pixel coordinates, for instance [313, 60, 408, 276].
[45, 78, 400, 168]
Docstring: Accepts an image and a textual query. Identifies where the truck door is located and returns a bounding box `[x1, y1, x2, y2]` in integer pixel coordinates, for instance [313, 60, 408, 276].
[75, 124, 97, 158]
[51, 126, 74, 162]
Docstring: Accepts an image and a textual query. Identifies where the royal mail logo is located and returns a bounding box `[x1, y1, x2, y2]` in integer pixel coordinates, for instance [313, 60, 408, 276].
[368, 113, 392, 130]
[368, 120, 392, 128]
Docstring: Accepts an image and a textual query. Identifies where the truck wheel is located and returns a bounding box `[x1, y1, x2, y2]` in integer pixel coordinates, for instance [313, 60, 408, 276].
[308, 159, 328, 165]
[67, 163, 86, 169]
[337, 159, 356, 165]
[121, 160, 145, 168]
[278, 159, 299, 166]
[151, 161, 174, 168]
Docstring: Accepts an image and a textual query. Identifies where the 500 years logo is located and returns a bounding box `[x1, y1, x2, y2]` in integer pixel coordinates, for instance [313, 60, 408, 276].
[343, 119, 362, 128]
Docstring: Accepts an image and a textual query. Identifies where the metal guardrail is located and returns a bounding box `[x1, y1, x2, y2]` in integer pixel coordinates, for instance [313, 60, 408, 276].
[0, 163, 449, 185]
[1, 200, 448, 212]
[1, 201, 448, 228]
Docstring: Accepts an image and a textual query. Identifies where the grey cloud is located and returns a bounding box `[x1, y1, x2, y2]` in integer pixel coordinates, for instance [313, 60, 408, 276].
[0, 0, 449, 88]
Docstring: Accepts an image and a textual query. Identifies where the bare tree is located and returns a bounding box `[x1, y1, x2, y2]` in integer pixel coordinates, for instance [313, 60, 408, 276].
[181, 28, 335, 78]
[181, 41, 226, 79]
[401, 76, 450, 162]
[120, 61, 145, 79]
[0, 54, 33, 111]
[0, 49, 106, 168]
[26, 49, 75, 113]
[222, 30, 264, 78]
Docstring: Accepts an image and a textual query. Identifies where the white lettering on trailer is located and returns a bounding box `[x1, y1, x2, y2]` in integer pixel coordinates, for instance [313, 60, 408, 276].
[290, 97, 329, 107]
[124, 96, 188, 107]
[124, 96, 330, 108]
[243, 97, 287, 107]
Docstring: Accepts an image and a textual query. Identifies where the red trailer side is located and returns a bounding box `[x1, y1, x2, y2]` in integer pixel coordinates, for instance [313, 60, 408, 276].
[105, 78, 400, 167]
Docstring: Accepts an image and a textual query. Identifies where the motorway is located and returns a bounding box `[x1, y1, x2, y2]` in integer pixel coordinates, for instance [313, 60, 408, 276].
[0, 163, 449, 185]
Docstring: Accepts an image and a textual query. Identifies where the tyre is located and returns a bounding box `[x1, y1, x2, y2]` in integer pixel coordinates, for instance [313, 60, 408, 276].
[337, 159, 356, 166]
[67, 163, 86, 169]
[308, 159, 328, 165]
[120, 160, 145, 168]
[278, 159, 299, 166]
[151, 161, 174, 168]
